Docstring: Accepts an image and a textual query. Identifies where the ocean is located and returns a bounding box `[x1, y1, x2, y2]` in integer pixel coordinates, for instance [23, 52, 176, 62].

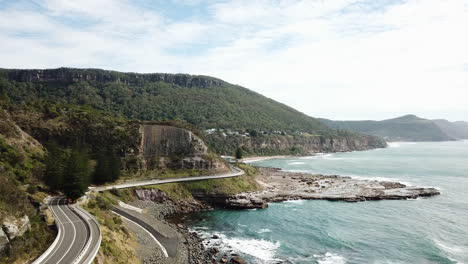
[187, 141, 468, 264]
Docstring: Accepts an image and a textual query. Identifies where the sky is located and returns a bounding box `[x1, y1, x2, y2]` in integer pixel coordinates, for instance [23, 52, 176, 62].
[0, 0, 467, 121]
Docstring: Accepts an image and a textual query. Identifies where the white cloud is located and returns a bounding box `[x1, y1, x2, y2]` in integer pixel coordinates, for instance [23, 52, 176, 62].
[0, 0, 467, 121]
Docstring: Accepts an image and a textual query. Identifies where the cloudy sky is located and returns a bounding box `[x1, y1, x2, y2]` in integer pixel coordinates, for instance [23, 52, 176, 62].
[1, 0, 467, 121]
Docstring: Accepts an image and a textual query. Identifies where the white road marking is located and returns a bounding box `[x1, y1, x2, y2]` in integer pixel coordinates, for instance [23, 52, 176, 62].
[41, 198, 65, 264]
[56, 199, 77, 264]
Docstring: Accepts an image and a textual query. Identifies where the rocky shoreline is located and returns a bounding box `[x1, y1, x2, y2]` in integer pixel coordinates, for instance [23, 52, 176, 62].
[126, 167, 440, 264]
[213, 167, 441, 208]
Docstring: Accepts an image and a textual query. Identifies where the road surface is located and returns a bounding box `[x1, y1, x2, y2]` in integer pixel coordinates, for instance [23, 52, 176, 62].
[35, 167, 243, 263]
[33, 197, 101, 264]
[90, 166, 244, 192]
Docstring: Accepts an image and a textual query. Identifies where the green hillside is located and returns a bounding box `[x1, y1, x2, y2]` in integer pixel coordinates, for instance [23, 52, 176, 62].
[320, 115, 456, 142]
[0, 68, 331, 134]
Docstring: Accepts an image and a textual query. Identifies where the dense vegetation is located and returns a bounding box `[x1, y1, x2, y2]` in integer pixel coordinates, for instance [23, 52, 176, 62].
[319, 115, 459, 142]
[0, 68, 332, 134]
[0, 98, 140, 199]
[0, 111, 54, 263]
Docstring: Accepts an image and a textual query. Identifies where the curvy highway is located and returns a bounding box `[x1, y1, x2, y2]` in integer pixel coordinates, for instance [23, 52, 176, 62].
[34, 166, 243, 263]
[33, 197, 101, 264]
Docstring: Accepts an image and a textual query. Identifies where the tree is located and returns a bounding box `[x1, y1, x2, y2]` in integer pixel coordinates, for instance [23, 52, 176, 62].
[108, 150, 122, 182]
[93, 149, 121, 184]
[93, 151, 111, 184]
[235, 147, 243, 160]
[44, 142, 67, 190]
[63, 148, 91, 200]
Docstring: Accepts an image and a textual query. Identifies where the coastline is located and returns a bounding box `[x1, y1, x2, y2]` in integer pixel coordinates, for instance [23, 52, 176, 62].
[121, 165, 440, 263]
[240, 155, 292, 163]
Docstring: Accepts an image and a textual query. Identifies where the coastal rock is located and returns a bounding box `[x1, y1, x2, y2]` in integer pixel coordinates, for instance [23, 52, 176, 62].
[220, 168, 440, 207]
[2, 215, 31, 241]
[230, 256, 247, 264]
[134, 189, 167, 202]
[192, 193, 268, 209]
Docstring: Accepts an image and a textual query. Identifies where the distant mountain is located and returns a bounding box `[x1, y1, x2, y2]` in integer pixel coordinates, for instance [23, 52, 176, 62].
[319, 115, 463, 142]
[432, 119, 468, 140]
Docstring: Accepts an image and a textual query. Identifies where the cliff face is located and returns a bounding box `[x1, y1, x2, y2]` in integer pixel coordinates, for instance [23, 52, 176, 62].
[206, 133, 387, 156]
[247, 134, 386, 154]
[129, 125, 226, 171]
[5, 68, 224, 88]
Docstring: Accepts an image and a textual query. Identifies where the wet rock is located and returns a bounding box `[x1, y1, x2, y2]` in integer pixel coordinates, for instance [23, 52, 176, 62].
[230, 256, 247, 264]
[210, 247, 219, 255]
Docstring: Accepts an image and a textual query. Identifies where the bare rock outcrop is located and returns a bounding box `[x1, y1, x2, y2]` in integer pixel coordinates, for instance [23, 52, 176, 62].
[0, 228, 9, 255]
[200, 168, 440, 208]
[127, 124, 227, 171]
[134, 189, 167, 203]
[2, 215, 31, 241]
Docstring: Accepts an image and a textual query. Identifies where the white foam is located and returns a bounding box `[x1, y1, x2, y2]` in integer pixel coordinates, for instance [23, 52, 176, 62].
[387, 142, 401, 148]
[284, 199, 305, 204]
[299, 153, 334, 160]
[433, 239, 465, 254]
[314, 252, 347, 264]
[433, 239, 466, 263]
[288, 161, 306, 165]
[256, 228, 272, 234]
[223, 237, 280, 261]
[192, 230, 281, 262]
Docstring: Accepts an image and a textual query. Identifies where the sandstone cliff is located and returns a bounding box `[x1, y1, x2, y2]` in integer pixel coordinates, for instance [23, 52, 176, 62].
[5, 67, 224, 88]
[125, 124, 227, 171]
[206, 132, 387, 156]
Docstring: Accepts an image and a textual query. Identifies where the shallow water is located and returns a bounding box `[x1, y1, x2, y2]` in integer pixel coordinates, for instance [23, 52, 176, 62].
[188, 141, 468, 264]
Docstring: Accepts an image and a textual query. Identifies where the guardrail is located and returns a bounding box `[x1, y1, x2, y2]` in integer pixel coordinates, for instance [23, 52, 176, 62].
[73, 205, 102, 264]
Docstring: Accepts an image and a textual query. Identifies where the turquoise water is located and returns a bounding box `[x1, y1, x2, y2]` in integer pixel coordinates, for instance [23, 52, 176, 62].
[188, 141, 468, 264]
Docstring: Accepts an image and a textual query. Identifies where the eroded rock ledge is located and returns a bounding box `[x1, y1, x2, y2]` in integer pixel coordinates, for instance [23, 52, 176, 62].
[196, 167, 440, 209]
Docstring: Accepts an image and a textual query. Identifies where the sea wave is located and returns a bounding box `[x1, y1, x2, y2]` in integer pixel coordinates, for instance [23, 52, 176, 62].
[288, 161, 306, 165]
[313, 252, 346, 264]
[433, 239, 466, 263]
[192, 230, 281, 262]
[283, 199, 305, 204]
[299, 153, 334, 160]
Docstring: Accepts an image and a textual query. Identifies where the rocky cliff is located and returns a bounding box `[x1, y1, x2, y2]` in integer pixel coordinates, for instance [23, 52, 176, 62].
[206, 132, 387, 156]
[127, 124, 227, 171]
[4, 67, 224, 88]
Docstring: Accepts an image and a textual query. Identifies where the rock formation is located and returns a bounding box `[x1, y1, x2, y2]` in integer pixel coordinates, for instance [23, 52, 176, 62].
[0, 215, 31, 255]
[126, 124, 227, 171]
[6, 67, 224, 88]
[0, 228, 9, 255]
[2, 215, 31, 241]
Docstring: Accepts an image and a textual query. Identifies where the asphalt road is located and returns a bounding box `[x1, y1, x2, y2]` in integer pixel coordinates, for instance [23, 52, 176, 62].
[33, 197, 100, 264]
[90, 166, 244, 192]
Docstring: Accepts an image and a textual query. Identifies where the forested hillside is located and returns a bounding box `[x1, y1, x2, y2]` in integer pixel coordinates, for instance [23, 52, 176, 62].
[0, 68, 331, 134]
